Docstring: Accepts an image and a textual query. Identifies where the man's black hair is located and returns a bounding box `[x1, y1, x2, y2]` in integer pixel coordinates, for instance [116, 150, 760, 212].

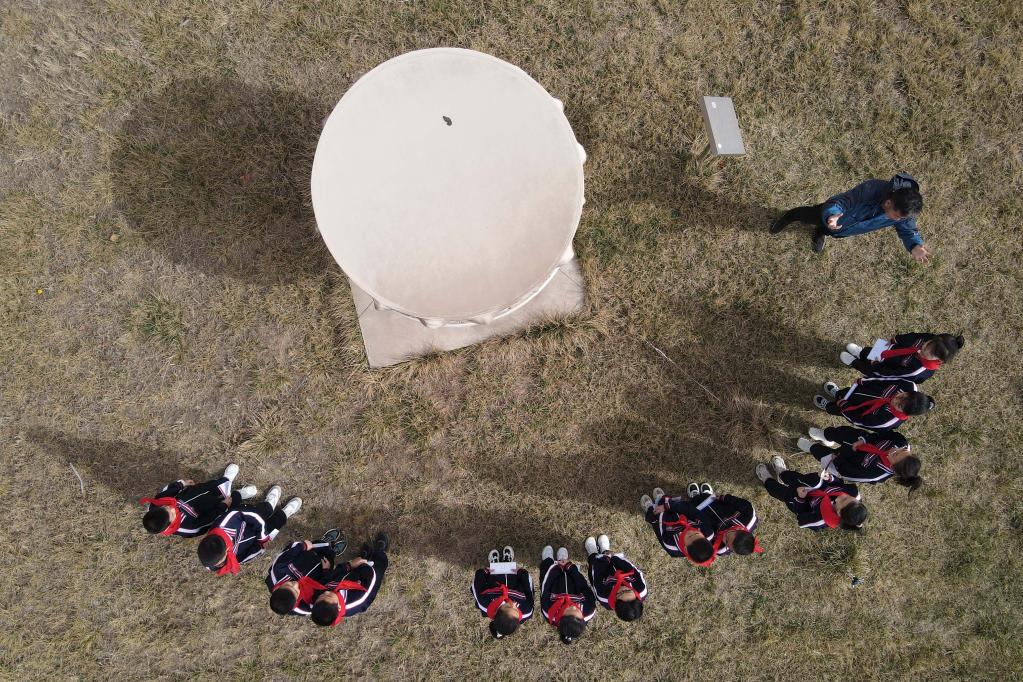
[142, 507, 171, 534]
[840, 501, 868, 528]
[270, 588, 297, 615]
[197, 535, 226, 568]
[687, 537, 714, 564]
[614, 598, 644, 622]
[891, 187, 923, 216]
[558, 615, 586, 645]
[490, 610, 520, 638]
[894, 456, 923, 493]
[933, 334, 965, 362]
[904, 392, 934, 416]
[311, 600, 338, 626]
[730, 530, 756, 556]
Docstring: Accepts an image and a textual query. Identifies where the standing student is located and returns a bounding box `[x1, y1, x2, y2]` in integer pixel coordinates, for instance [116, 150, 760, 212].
[196, 485, 302, 575]
[309, 533, 390, 626]
[584, 534, 647, 622]
[686, 482, 762, 558]
[815, 377, 934, 431]
[755, 456, 867, 531]
[140, 463, 256, 538]
[840, 333, 964, 382]
[471, 546, 534, 639]
[266, 529, 347, 617]
[770, 171, 928, 259]
[641, 487, 716, 566]
[800, 427, 922, 491]
[539, 545, 597, 645]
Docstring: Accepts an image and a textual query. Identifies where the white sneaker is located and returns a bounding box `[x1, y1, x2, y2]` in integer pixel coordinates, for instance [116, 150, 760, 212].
[223, 463, 239, 482]
[755, 464, 771, 483]
[808, 427, 838, 448]
[797, 437, 813, 453]
[503, 546, 514, 562]
[770, 456, 788, 479]
[822, 381, 839, 399]
[584, 536, 598, 556]
[556, 547, 569, 562]
[652, 487, 666, 502]
[846, 343, 863, 357]
[840, 351, 856, 366]
[541, 545, 554, 561]
[282, 497, 302, 517]
[488, 549, 500, 564]
[597, 534, 610, 553]
[264, 485, 282, 509]
[237, 485, 257, 500]
[640, 494, 654, 512]
[813, 395, 830, 410]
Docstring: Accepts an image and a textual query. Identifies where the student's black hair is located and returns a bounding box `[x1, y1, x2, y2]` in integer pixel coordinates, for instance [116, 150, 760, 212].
[197, 535, 227, 568]
[490, 611, 520, 639]
[891, 187, 923, 216]
[270, 587, 297, 615]
[839, 501, 868, 529]
[687, 538, 714, 564]
[311, 600, 339, 626]
[142, 507, 171, 534]
[932, 334, 965, 362]
[614, 598, 644, 622]
[894, 456, 923, 494]
[730, 530, 756, 556]
[903, 392, 934, 416]
[558, 615, 586, 645]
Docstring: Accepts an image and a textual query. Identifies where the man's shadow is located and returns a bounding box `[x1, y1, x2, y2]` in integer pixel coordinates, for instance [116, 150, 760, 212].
[109, 79, 333, 285]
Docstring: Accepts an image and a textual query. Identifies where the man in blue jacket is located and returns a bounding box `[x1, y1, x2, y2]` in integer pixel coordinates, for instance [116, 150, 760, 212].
[770, 172, 930, 262]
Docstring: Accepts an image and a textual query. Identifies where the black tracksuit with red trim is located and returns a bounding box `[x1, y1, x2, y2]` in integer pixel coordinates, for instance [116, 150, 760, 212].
[586, 554, 648, 609]
[812, 427, 910, 485]
[763, 471, 861, 531]
[206, 505, 284, 569]
[854, 333, 939, 382]
[265, 541, 337, 616]
[645, 496, 715, 558]
[150, 477, 236, 537]
[690, 493, 758, 556]
[539, 559, 597, 624]
[830, 378, 918, 431]
[471, 568, 535, 621]
[312, 549, 388, 618]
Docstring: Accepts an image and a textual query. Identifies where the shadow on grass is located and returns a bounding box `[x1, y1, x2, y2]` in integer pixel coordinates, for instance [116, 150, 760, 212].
[110, 79, 332, 285]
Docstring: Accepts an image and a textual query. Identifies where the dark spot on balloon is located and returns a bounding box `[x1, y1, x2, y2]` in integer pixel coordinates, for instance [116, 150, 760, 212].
[442, 116, 452, 126]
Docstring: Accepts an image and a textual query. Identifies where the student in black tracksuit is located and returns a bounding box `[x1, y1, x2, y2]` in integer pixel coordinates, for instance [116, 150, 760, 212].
[641, 488, 717, 566]
[756, 458, 867, 531]
[840, 333, 964, 382]
[584, 534, 647, 622]
[800, 427, 922, 491]
[266, 530, 346, 616]
[815, 377, 934, 431]
[689, 489, 762, 558]
[309, 533, 390, 627]
[196, 485, 302, 575]
[539, 546, 597, 645]
[471, 548, 535, 639]
[140, 463, 256, 537]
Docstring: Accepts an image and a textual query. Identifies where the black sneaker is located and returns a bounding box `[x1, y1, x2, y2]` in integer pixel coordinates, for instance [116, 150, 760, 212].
[769, 217, 790, 234]
[374, 532, 390, 553]
[331, 537, 348, 556]
[812, 230, 827, 254]
[320, 528, 342, 544]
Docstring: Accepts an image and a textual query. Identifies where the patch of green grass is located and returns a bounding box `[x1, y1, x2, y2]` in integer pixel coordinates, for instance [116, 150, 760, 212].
[132, 293, 186, 351]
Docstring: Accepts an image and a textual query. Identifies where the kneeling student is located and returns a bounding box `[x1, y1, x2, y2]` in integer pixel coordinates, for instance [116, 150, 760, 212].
[686, 482, 762, 557]
[756, 457, 866, 531]
[140, 463, 256, 537]
[197, 485, 302, 575]
[267, 529, 347, 616]
[840, 333, 963, 383]
[641, 487, 716, 566]
[584, 534, 647, 622]
[540, 545, 596, 645]
[801, 427, 922, 491]
[309, 533, 390, 626]
[815, 377, 934, 431]
[471, 546, 534, 639]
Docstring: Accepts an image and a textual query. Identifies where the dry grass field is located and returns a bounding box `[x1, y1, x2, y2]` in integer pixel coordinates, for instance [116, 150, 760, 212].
[2, 0, 1022, 679]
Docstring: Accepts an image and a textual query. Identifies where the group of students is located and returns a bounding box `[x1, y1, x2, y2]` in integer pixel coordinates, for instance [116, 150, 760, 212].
[140, 469, 388, 626]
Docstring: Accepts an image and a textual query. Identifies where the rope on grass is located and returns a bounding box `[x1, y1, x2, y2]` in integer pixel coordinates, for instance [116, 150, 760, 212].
[69, 463, 85, 496]
[637, 337, 721, 405]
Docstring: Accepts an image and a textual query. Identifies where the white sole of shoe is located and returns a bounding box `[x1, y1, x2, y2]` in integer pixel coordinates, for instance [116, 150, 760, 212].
[840, 351, 856, 366]
[556, 548, 569, 562]
[652, 487, 665, 501]
[797, 437, 813, 453]
[771, 456, 787, 474]
[808, 428, 838, 448]
[846, 343, 863, 356]
[755, 464, 771, 483]
[597, 534, 610, 553]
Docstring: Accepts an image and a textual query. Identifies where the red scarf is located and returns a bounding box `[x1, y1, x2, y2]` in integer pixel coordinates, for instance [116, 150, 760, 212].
[139, 497, 182, 536]
[607, 569, 639, 611]
[547, 594, 578, 626]
[482, 583, 522, 620]
[841, 395, 908, 421]
[880, 345, 942, 371]
[297, 575, 367, 626]
[207, 528, 241, 575]
[806, 490, 851, 528]
[662, 515, 716, 567]
[715, 524, 764, 555]
[852, 441, 893, 469]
